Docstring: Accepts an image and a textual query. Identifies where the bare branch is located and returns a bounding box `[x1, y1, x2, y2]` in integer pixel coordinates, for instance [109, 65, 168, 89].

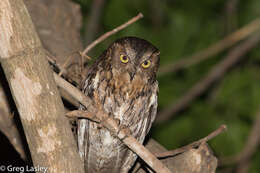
[156, 125, 227, 158]
[156, 33, 260, 124]
[158, 17, 260, 77]
[58, 52, 79, 76]
[82, 13, 144, 56]
[133, 139, 218, 173]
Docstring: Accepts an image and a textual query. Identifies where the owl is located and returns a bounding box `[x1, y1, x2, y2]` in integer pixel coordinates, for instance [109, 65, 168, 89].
[77, 37, 160, 173]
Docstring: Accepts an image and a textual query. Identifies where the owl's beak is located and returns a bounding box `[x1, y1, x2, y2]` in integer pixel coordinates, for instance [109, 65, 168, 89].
[129, 71, 136, 81]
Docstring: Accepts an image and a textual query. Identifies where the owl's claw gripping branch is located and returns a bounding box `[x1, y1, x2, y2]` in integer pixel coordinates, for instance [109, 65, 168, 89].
[117, 124, 132, 141]
[66, 110, 101, 123]
[54, 73, 172, 173]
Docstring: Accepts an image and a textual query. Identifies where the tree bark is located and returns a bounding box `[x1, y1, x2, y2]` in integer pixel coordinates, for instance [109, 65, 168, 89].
[133, 139, 217, 173]
[23, 0, 84, 85]
[0, 0, 84, 172]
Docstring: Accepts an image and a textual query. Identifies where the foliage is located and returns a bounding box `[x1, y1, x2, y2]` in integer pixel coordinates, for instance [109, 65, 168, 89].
[74, 0, 260, 172]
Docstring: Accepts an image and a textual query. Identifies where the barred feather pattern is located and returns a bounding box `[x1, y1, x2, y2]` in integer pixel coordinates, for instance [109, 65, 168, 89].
[77, 37, 159, 173]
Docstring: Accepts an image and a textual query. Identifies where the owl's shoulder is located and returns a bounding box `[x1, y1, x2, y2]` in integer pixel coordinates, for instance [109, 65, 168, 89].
[146, 80, 158, 113]
[152, 80, 159, 97]
[82, 53, 107, 90]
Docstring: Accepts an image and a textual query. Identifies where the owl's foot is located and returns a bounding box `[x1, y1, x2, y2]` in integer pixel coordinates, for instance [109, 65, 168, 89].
[101, 117, 132, 140]
[117, 123, 132, 141]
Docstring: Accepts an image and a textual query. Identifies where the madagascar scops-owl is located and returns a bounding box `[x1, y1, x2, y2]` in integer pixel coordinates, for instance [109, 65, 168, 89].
[77, 37, 160, 173]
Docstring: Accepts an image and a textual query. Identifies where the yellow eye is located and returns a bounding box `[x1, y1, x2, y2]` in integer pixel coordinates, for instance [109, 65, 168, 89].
[120, 55, 129, 63]
[141, 60, 151, 68]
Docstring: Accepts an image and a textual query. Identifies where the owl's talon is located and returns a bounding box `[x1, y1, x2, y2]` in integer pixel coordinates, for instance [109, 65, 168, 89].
[118, 124, 131, 140]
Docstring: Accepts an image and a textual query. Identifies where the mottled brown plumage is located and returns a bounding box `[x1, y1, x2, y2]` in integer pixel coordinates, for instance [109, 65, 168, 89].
[77, 37, 160, 173]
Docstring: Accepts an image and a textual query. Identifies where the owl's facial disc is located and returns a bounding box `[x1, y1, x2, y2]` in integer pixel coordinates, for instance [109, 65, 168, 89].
[109, 37, 160, 82]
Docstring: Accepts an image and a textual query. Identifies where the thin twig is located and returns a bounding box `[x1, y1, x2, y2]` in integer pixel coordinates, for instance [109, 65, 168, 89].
[156, 33, 260, 124]
[155, 125, 227, 158]
[53, 73, 171, 173]
[158, 17, 260, 77]
[44, 49, 68, 74]
[58, 53, 75, 76]
[82, 13, 144, 56]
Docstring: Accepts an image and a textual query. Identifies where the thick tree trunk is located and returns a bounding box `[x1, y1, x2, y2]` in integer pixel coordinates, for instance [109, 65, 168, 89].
[0, 0, 84, 172]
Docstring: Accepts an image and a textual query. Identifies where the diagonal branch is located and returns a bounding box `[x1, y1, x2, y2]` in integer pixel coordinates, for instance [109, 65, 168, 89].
[82, 13, 143, 56]
[156, 125, 227, 158]
[156, 33, 260, 124]
[158, 17, 260, 77]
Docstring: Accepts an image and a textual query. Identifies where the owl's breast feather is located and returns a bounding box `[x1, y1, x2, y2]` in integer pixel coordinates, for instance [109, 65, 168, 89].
[79, 69, 158, 173]
[110, 71, 148, 99]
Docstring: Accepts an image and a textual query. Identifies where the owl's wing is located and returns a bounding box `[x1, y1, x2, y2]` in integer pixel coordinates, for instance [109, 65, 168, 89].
[77, 64, 98, 159]
[120, 89, 158, 173]
[145, 81, 159, 136]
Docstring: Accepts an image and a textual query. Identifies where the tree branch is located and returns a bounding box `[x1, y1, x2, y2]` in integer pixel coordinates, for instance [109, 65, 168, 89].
[156, 33, 260, 124]
[158, 17, 260, 77]
[156, 125, 227, 158]
[82, 13, 143, 56]
[133, 139, 218, 173]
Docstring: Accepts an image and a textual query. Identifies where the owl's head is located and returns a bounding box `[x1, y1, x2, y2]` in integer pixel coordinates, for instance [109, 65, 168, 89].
[105, 37, 160, 82]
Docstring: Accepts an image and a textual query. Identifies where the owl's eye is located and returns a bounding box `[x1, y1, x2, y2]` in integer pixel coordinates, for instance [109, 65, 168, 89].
[141, 60, 151, 68]
[120, 55, 129, 63]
